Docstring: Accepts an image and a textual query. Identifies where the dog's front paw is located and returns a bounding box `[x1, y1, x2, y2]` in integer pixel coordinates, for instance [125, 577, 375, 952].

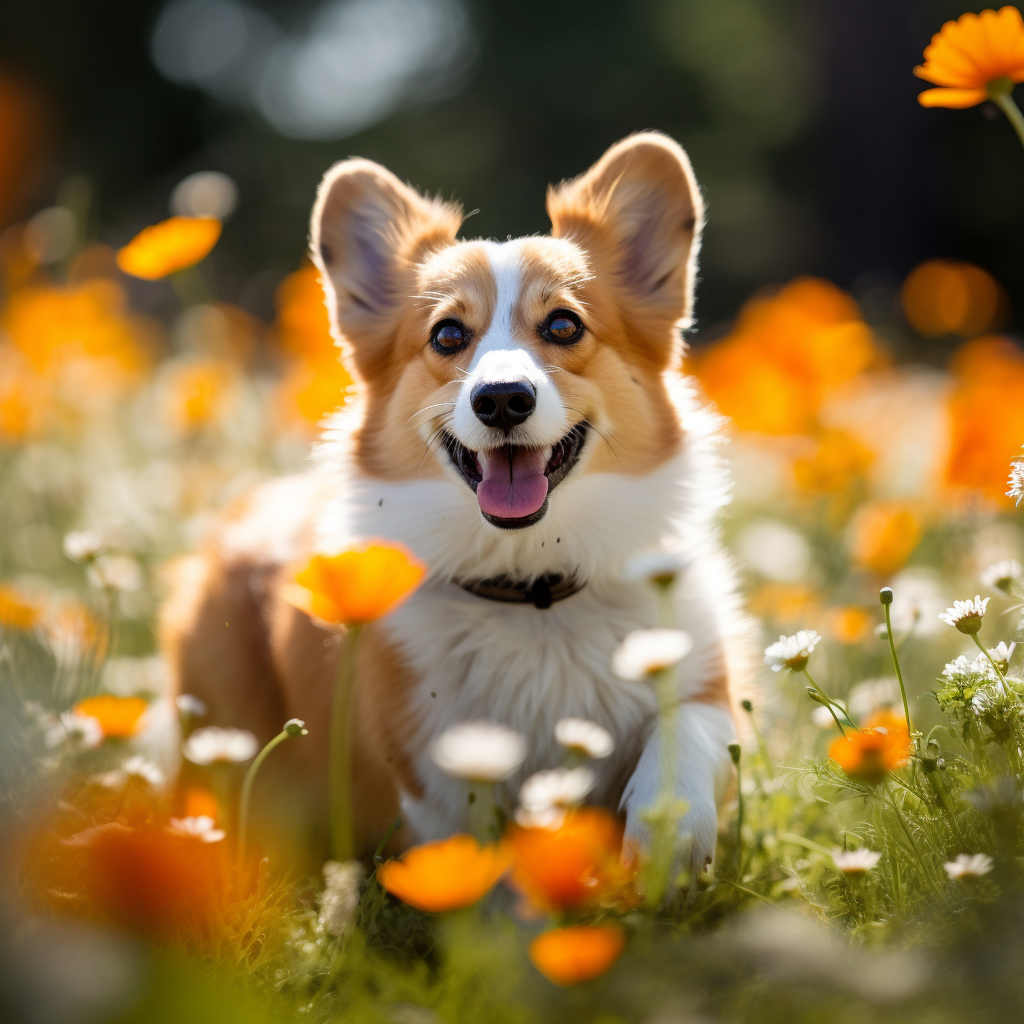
[622, 789, 719, 878]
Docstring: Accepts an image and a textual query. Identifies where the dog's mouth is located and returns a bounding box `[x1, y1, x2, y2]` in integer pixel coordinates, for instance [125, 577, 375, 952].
[442, 423, 588, 530]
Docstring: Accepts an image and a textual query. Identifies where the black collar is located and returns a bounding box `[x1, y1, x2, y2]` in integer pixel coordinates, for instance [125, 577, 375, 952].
[457, 573, 585, 609]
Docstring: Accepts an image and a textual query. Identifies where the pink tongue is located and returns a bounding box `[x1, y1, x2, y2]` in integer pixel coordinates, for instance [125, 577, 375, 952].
[477, 447, 549, 519]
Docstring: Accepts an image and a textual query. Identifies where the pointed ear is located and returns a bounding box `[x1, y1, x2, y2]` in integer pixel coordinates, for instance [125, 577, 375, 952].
[310, 158, 461, 377]
[546, 133, 703, 335]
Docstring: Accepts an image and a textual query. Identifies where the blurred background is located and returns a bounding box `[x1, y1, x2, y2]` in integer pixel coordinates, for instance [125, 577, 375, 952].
[1, 0, 1021, 339]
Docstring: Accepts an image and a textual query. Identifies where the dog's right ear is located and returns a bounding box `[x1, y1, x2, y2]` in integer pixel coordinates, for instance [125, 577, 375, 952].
[311, 159, 461, 378]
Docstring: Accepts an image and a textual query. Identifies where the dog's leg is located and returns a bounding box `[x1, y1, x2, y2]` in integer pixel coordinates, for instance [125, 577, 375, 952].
[620, 700, 736, 875]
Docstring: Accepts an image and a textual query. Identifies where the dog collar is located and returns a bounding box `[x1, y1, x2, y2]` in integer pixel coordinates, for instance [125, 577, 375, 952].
[457, 573, 585, 609]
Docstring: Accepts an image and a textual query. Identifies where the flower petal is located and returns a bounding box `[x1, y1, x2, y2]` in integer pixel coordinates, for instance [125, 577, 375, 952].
[917, 87, 988, 108]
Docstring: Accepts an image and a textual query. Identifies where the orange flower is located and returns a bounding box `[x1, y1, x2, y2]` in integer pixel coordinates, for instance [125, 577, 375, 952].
[691, 278, 878, 436]
[915, 7, 1024, 108]
[510, 807, 633, 913]
[829, 710, 911, 785]
[274, 264, 337, 364]
[116, 217, 221, 280]
[945, 336, 1024, 504]
[529, 925, 625, 986]
[827, 605, 872, 645]
[793, 429, 874, 493]
[183, 788, 220, 821]
[73, 695, 149, 739]
[377, 835, 512, 912]
[901, 260, 1002, 337]
[284, 542, 426, 626]
[163, 358, 235, 432]
[848, 500, 922, 575]
[0, 583, 41, 629]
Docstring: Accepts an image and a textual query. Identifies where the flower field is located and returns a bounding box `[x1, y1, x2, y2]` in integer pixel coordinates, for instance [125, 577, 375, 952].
[6, 7, 1024, 1024]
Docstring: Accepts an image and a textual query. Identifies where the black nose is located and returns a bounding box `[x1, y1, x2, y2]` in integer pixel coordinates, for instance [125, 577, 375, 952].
[470, 379, 537, 432]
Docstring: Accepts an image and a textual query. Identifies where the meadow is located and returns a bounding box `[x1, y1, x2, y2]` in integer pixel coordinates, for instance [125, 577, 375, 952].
[5, 8, 1024, 1024]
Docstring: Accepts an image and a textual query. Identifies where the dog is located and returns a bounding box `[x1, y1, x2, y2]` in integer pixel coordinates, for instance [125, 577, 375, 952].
[161, 132, 748, 871]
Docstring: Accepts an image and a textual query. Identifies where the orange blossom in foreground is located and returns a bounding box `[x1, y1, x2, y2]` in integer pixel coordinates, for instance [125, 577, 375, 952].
[377, 835, 512, 912]
[511, 807, 634, 912]
[829, 710, 911, 785]
[915, 7, 1024, 108]
[72, 695, 149, 739]
[529, 924, 626, 986]
[116, 217, 222, 280]
[284, 542, 426, 626]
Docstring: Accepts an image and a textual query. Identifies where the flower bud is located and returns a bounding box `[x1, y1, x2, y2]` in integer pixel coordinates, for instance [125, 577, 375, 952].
[879, 587, 894, 606]
[741, 699, 753, 713]
[284, 718, 308, 738]
[728, 743, 741, 765]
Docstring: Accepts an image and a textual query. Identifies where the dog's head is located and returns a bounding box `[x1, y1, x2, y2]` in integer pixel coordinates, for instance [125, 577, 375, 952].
[312, 134, 704, 578]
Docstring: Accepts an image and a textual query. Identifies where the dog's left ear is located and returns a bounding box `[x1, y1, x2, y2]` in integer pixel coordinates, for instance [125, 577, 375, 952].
[547, 133, 703, 347]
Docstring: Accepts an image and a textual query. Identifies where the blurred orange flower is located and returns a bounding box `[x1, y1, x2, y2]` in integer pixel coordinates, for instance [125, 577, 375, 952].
[793, 429, 874, 493]
[529, 924, 625, 986]
[183, 788, 220, 820]
[116, 216, 221, 280]
[829, 710, 911, 785]
[848, 500, 922, 575]
[163, 358, 236, 433]
[377, 835, 512, 912]
[42, 600, 107, 663]
[915, 7, 1024, 108]
[901, 260, 1002, 337]
[747, 583, 820, 625]
[1, 280, 148, 397]
[0, 347, 49, 443]
[510, 807, 633, 913]
[692, 278, 879, 435]
[946, 336, 1024, 504]
[827, 605, 873, 645]
[73, 695, 149, 739]
[272, 264, 353, 430]
[0, 583, 41, 629]
[284, 542, 426, 626]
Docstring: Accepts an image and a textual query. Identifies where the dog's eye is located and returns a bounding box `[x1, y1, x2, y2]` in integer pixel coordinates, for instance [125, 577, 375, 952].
[540, 310, 584, 345]
[430, 318, 470, 355]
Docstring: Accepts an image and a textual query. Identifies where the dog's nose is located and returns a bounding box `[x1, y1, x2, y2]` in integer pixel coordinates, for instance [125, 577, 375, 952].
[470, 379, 537, 432]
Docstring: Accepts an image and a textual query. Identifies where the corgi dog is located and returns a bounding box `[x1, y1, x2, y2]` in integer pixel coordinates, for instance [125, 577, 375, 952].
[161, 132, 748, 870]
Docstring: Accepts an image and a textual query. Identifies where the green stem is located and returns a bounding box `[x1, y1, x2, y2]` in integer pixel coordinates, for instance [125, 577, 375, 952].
[330, 625, 361, 861]
[992, 90, 1024, 154]
[883, 598, 913, 737]
[742, 702, 775, 780]
[971, 632, 1009, 692]
[802, 668, 853, 734]
[239, 728, 292, 861]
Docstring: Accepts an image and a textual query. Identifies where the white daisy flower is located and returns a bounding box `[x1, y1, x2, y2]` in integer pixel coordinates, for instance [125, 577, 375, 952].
[944, 853, 994, 879]
[1007, 458, 1024, 508]
[764, 630, 821, 673]
[45, 711, 103, 750]
[623, 549, 688, 588]
[939, 596, 990, 635]
[981, 559, 1022, 594]
[555, 718, 614, 759]
[176, 693, 208, 719]
[988, 641, 1017, 674]
[182, 726, 259, 765]
[429, 721, 526, 782]
[831, 848, 881, 874]
[515, 766, 595, 828]
[62, 529, 103, 563]
[319, 860, 365, 936]
[168, 815, 226, 843]
[847, 677, 900, 718]
[612, 628, 692, 681]
[123, 755, 166, 787]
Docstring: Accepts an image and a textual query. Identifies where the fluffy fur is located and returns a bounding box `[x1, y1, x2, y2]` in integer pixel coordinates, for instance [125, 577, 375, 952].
[160, 133, 750, 870]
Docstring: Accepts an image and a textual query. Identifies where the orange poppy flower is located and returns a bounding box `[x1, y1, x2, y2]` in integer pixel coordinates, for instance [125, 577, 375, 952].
[829, 710, 911, 785]
[0, 583, 41, 629]
[377, 835, 512, 912]
[848, 500, 922, 575]
[72, 695, 149, 739]
[510, 807, 634, 912]
[915, 7, 1024, 108]
[529, 924, 625, 986]
[116, 217, 221, 280]
[284, 542, 426, 626]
